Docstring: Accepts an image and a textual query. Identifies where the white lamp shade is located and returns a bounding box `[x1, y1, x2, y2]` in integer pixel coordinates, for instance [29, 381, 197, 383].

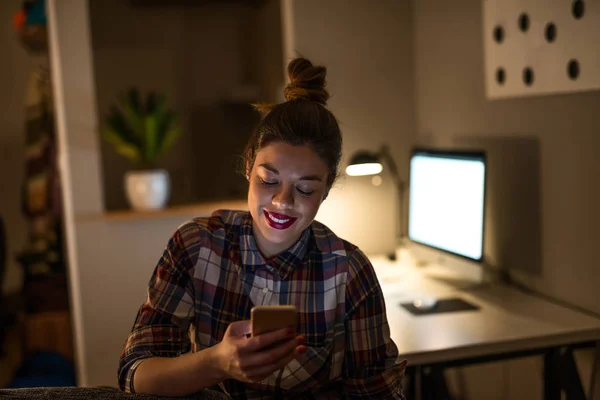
[345, 163, 383, 176]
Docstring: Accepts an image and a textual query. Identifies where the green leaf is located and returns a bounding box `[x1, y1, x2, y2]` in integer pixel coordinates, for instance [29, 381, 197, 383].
[120, 101, 145, 141]
[157, 110, 175, 146]
[156, 126, 181, 158]
[102, 128, 142, 163]
[106, 106, 140, 147]
[144, 115, 158, 163]
[103, 88, 180, 165]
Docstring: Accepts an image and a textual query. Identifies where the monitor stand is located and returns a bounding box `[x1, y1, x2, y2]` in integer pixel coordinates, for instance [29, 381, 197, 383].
[402, 241, 490, 287]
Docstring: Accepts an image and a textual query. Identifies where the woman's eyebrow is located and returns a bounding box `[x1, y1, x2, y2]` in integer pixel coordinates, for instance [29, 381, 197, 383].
[258, 163, 279, 174]
[258, 163, 323, 181]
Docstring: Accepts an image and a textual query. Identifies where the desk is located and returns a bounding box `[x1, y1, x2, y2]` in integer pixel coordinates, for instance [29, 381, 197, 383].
[370, 253, 600, 400]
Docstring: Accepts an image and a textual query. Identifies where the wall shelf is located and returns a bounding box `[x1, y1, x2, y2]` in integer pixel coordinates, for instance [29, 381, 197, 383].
[129, 0, 265, 7]
[77, 199, 248, 223]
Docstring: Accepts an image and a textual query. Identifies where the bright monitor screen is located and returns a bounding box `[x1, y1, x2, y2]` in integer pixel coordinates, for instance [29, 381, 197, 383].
[408, 149, 486, 261]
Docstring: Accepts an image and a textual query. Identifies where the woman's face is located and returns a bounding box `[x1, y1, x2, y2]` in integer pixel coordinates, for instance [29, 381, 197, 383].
[247, 142, 329, 258]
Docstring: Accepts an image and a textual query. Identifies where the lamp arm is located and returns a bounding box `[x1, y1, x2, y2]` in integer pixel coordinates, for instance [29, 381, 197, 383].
[379, 145, 407, 240]
[379, 145, 406, 192]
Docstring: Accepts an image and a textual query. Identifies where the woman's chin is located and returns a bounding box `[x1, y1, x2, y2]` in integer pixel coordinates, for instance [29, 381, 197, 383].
[260, 226, 299, 250]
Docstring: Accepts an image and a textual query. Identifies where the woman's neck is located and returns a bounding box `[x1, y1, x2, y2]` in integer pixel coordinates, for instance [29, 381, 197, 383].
[251, 224, 300, 260]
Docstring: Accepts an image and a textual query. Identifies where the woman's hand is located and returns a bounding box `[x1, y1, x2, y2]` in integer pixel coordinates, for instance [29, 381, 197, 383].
[215, 320, 306, 383]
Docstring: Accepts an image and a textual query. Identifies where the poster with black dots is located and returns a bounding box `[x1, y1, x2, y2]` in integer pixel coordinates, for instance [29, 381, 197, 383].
[483, 0, 595, 99]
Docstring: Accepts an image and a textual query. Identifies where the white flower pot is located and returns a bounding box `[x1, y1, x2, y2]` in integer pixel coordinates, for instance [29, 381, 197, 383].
[124, 169, 170, 211]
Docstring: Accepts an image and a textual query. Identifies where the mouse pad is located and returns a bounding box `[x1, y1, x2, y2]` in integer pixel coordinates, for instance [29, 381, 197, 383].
[400, 297, 480, 316]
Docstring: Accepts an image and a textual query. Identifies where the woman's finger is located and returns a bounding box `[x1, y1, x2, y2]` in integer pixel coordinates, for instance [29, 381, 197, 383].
[238, 336, 299, 370]
[294, 344, 307, 356]
[243, 326, 295, 352]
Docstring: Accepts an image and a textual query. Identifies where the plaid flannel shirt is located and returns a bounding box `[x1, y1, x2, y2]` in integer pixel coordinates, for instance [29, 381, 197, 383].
[118, 210, 406, 399]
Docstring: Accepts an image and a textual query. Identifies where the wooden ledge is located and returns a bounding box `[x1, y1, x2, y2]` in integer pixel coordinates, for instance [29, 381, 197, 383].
[76, 200, 248, 222]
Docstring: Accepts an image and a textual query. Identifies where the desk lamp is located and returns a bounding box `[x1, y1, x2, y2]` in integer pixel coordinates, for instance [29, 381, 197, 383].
[345, 144, 407, 243]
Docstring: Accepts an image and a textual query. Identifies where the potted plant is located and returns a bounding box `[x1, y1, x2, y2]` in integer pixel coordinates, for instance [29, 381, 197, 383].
[102, 88, 181, 211]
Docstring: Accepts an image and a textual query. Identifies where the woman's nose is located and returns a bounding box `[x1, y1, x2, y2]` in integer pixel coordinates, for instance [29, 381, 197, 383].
[272, 187, 294, 209]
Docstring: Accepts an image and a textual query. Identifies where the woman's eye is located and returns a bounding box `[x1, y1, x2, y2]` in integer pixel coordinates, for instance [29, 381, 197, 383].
[259, 177, 277, 186]
[297, 188, 314, 196]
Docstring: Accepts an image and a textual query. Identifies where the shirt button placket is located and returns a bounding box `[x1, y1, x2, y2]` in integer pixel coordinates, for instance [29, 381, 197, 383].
[261, 267, 275, 304]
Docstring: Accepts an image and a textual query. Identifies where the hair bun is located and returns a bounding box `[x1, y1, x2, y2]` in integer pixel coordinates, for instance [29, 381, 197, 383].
[284, 58, 329, 106]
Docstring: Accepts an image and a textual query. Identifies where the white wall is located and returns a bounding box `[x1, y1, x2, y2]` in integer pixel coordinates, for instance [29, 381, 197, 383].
[69, 217, 210, 386]
[0, 0, 37, 295]
[284, 0, 416, 255]
[48, 0, 104, 385]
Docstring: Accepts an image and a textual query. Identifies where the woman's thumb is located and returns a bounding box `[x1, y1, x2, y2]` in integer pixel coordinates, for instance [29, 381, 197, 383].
[226, 320, 251, 337]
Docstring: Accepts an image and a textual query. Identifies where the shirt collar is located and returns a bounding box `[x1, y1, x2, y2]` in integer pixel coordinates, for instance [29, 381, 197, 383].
[239, 212, 311, 279]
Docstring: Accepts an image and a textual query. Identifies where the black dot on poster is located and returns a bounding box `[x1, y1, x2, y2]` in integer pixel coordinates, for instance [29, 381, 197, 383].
[568, 59, 580, 80]
[519, 13, 530, 32]
[496, 68, 506, 85]
[523, 67, 534, 86]
[493, 25, 504, 43]
[545, 22, 557, 42]
[572, 0, 585, 19]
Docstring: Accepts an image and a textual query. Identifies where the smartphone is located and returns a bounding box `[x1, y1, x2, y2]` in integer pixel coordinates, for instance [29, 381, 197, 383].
[251, 305, 298, 337]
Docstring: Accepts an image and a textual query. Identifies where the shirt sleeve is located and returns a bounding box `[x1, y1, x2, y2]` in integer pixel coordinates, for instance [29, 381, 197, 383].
[343, 250, 407, 399]
[118, 226, 196, 393]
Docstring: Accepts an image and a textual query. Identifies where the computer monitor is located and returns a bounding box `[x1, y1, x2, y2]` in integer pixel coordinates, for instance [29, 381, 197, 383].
[407, 148, 487, 282]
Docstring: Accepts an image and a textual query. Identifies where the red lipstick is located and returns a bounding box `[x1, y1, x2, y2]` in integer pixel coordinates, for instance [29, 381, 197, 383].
[263, 210, 297, 230]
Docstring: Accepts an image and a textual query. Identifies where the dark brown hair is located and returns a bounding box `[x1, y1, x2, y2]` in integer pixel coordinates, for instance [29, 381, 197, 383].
[242, 57, 342, 190]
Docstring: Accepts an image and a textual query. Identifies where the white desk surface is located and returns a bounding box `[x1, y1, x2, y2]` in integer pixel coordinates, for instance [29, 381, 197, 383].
[370, 253, 600, 366]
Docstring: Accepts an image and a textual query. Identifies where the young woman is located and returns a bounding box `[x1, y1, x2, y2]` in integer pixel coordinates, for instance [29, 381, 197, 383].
[118, 58, 406, 399]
